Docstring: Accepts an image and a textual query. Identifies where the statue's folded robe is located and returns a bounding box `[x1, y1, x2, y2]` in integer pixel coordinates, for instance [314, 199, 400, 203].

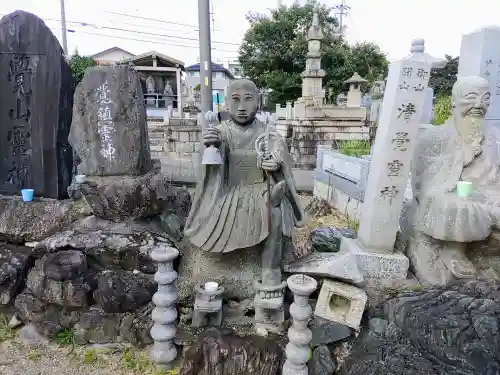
[412, 123, 500, 243]
[184, 119, 305, 253]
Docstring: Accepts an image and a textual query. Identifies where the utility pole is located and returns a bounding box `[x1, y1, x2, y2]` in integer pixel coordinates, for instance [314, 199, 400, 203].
[277, 0, 282, 8]
[60, 0, 68, 55]
[198, 0, 213, 126]
[333, 0, 351, 38]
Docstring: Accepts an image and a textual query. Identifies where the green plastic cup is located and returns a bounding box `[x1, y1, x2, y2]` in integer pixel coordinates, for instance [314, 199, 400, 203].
[456, 181, 473, 197]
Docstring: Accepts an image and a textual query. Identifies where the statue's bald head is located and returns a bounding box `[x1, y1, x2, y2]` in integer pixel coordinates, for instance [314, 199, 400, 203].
[226, 79, 259, 126]
[452, 76, 491, 119]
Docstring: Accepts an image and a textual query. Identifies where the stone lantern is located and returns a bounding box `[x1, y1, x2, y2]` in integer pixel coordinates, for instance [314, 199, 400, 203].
[344, 72, 368, 107]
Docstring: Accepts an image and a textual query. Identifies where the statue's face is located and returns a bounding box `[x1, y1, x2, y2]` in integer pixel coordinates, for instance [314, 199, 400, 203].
[455, 83, 491, 118]
[453, 78, 491, 143]
[227, 81, 258, 126]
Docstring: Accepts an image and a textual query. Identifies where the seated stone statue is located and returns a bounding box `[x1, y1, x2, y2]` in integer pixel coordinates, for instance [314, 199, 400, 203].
[184, 79, 305, 331]
[408, 76, 500, 286]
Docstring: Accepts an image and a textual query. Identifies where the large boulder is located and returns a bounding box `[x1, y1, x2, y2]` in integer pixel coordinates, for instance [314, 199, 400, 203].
[76, 173, 191, 222]
[0, 244, 37, 307]
[0, 196, 90, 243]
[69, 64, 151, 176]
[93, 269, 156, 313]
[180, 328, 285, 375]
[339, 280, 500, 375]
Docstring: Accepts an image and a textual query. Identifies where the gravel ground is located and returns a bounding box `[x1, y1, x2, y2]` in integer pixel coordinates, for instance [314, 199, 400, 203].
[0, 338, 181, 375]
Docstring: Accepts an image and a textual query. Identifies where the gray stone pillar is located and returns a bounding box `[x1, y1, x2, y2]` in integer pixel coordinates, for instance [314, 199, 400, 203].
[283, 274, 317, 375]
[150, 244, 179, 370]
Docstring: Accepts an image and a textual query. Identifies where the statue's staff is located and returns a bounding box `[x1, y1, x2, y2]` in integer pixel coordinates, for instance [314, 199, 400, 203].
[255, 118, 279, 232]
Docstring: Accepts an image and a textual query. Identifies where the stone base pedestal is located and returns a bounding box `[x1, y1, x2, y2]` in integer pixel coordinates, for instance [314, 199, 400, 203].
[341, 237, 409, 289]
[284, 237, 409, 289]
[254, 280, 287, 334]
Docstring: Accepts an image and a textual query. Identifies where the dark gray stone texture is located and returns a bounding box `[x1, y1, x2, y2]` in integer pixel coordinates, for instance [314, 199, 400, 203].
[0, 244, 36, 306]
[69, 64, 151, 176]
[93, 269, 155, 313]
[76, 173, 192, 222]
[180, 328, 285, 375]
[0, 195, 90, 243]
[339, 280, 500, 375]
[0, 11, 73, 199]
[309, 345, 337, 375]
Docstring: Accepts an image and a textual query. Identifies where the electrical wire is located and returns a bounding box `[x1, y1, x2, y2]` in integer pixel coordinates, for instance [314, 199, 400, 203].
[57, 28, 239, 53]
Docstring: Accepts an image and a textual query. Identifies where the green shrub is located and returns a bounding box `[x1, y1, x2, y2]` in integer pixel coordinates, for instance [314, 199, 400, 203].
[337, 139, 371, 157]
[432, 95, 452, 125]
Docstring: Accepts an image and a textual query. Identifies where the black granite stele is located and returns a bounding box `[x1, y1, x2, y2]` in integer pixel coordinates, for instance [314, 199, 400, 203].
[0, 11, 73, 199]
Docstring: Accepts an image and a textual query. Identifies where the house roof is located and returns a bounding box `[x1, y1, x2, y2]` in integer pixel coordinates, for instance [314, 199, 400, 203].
[91, 46, 134, 59]
[186, 62, 235, 79]
[121, 51, 185, 69]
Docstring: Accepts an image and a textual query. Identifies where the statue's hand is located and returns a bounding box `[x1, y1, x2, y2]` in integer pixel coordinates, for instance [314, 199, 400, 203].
[203, 128, 221, 147]
[260, 155, 280, 172]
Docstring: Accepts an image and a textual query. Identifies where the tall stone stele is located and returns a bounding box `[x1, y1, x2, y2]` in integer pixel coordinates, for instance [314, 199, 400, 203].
[69, 64, 152, 176]
[0, 11, 73, 199]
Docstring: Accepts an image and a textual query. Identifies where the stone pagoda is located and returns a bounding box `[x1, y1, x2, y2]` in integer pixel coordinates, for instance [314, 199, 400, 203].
[275, 8, 370, 170]
[296, 7, 326, 108]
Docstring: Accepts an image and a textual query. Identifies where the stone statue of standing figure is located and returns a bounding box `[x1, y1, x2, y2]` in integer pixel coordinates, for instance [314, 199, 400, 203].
[184, 79, 305, 333]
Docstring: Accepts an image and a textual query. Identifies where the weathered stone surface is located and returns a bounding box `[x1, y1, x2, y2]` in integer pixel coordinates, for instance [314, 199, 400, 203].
[0, 10, 73, 199]
[38, 216, 175, 274]
[339, 280, 500, 375]
[69, 64, 151, 176]
[0, 196, 90, 243]
[310, 316, 353, 346]
[73, 304, 153, 345]
[283, 251, 363, 285]
[177, 242, 260, 305]
[77, 173, 192, 222]
[180, 328, 285, 375]
[93, 269, 155, 313]
[309, 345, 337, 375]
[18, 323, 50, 345]
[25, 255, 95, 307]
[0, 244, 36, 306]
[43, 250, 87, 281]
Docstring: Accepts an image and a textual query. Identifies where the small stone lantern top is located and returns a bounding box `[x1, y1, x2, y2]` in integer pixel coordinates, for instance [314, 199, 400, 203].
[344, 72, 368, 84]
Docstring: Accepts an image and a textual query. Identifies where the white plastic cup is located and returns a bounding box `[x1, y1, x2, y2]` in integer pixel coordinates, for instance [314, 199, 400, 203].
[456, 181, 473, 197]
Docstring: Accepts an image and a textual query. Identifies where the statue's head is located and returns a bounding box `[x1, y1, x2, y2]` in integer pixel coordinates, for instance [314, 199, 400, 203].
[452, 76, 491, 142]
[226, 79, 259, 126]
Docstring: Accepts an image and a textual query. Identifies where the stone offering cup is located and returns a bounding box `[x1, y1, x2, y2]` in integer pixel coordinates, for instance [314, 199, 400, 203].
[456, 181, 473, 198]
[75, 174, 86, 184]
[204, 281, 219, 293]
[21, 189, 34, 202]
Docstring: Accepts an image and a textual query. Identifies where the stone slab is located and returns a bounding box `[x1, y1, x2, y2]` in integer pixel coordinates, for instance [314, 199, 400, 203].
[0, 11, 73, 199]
[283, 250, 363, 285]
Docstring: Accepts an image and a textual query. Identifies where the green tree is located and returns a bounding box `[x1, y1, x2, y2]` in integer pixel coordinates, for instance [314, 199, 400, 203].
[68, 49, 96, 90]
[432, 95, 452, 125]
[238, 0, 388, 105]
[429, 55, 458, 97]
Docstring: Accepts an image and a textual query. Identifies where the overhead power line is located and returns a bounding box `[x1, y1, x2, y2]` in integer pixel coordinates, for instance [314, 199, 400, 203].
[100, 10, 226, 32]
[60, 28, 239, 53]
[41, 17, 241, 46]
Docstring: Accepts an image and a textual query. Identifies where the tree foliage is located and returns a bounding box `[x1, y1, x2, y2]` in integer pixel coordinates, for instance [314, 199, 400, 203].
[238, 0, 389, 105]
[68, 49, 97, 90]
[429, 55, 458, 97]
[432, 95, 452, 125]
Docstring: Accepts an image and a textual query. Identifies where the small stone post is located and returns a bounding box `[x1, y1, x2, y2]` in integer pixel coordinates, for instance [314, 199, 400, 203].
[150, 244, 179, 370]
[283, 274, 318, 375]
